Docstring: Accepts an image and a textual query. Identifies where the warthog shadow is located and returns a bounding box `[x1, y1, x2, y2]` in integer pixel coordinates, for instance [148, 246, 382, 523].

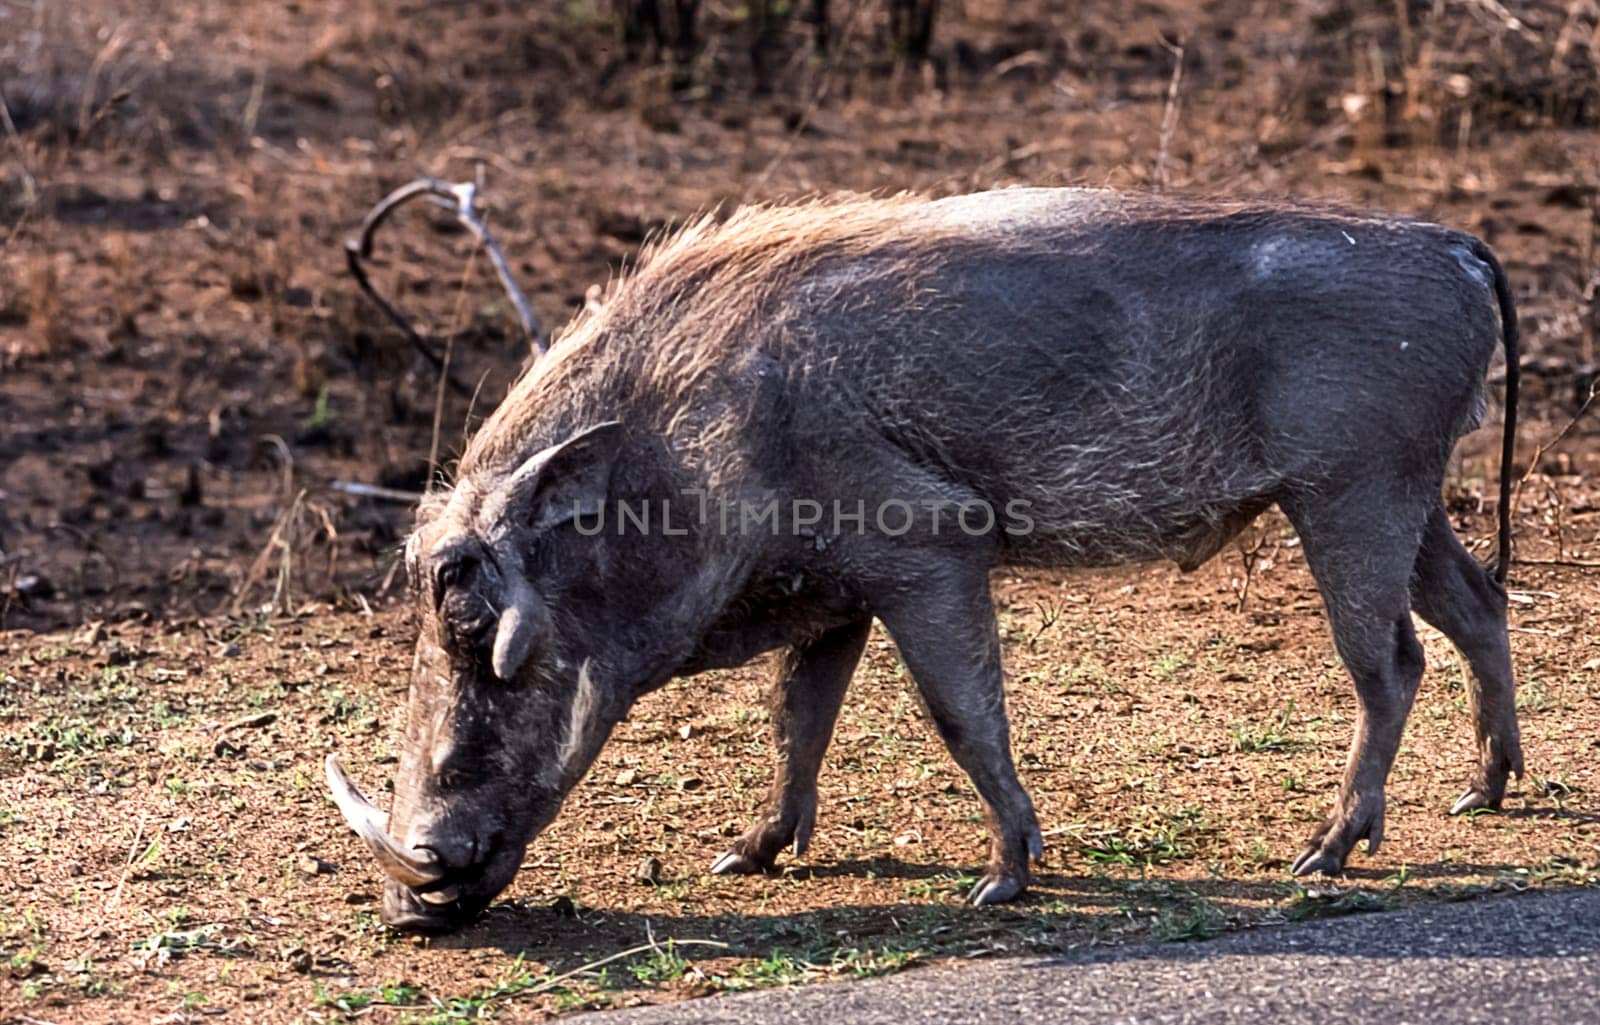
[413, 852, 1587, 975]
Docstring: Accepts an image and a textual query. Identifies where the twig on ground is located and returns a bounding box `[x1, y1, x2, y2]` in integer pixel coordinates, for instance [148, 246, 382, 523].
[1514, 558, 1600, 569]
[222, 712, 278, 732]
[258, 433, 295, 501]
[525, 938, 732, 998]
[231, 487, 308, 616]
[1155, 38, 1185, 191]
[331, 481, 425, 504]
[1492, 379, 1599, 571]
[0, 86, 38, 252]
[463, 365, 495, 450]
[1231, 528, 1268, 613]
[1515, 378, 1599, 492]
[0, 85, 38, 208]
[107, 754, 170, 914]
[76, 22, 131, 141]
[1461, 0, 1535, 39]
[427, 240, 480, 491]
[107, 815, 149, 911]
[241, 65, 267, 142]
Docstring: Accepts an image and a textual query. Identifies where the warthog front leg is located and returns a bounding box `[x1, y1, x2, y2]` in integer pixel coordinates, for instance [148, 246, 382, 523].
[1409, 504, 1524, 813]
[712, 618, 871, 875]
[875, 560, 1042, 906]
[1285, 488, 1430, 877]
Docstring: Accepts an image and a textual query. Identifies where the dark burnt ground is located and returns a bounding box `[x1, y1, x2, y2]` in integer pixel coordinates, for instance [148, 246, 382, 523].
[2, 0, 1600, 1022]
[3, 0, 1599, 631]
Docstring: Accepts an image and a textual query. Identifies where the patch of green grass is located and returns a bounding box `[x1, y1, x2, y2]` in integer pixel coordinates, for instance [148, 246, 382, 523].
[1504, 855, 1600, 888]
[1062, 658, 1123, 694]
[720, 950, 817, 990]
[1517, 680, 1555, 714]
[1, 716, 135, 760]
[832, 946, 921, 979]
[416, 957, 576, 1024]
[903, 870, 978, 900]
[1152, 894, 1228, 941]
[314, 981, 423, 1014]
[150, 700, 187, 728]
[626, 943, 690, 985]
[134, 924, 223, 958]
[414, 935, 921, 1022]
[552, 987, 614, 1012]
[1229, 700, 1301, 754]
[320, 687, 378, 732]
[7, 945, 48, 976]
[76, 969, 116, 997]
[1151, 652, 1189, 682]
[1284, 885, 1393, 921]
[1078, 807, 1212, 870]
[301, 384, 334, 433]
[714, 944, 921, 993]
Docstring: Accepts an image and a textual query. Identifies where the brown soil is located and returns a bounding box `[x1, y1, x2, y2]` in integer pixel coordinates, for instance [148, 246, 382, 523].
[2, 1, 1599, 1022]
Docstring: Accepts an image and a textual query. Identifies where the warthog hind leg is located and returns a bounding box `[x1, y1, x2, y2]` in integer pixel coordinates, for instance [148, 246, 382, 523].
[712, 618, 871, 876]
[1284, 486, 1430, 877]
[1409, 504, 1524, 813]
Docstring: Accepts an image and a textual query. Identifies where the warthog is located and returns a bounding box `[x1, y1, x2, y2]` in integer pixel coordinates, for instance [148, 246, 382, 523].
[327, 187, 1522, 932]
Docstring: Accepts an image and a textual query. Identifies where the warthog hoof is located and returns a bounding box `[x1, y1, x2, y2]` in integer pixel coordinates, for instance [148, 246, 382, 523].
[965, 823, 1042, 905]
[1450, 788, 1504, 815]
[1289, 847, 1348, 878]
[1291, 795, 1384, 877]
[967, 868, 1027, 906]
[1451, 743, 1521, 815]
[712, 804, 815, 877]
[710, 849, 773, 876]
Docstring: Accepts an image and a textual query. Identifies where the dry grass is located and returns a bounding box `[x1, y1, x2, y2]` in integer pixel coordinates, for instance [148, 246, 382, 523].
[22, 256, 68, 355]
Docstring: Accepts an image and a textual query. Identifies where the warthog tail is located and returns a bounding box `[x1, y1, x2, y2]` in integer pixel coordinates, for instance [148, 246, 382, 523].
[1469, 238, 1519, 585]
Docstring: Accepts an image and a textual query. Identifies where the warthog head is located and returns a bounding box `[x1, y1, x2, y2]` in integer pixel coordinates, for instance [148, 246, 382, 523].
[327, 420, 641, 932]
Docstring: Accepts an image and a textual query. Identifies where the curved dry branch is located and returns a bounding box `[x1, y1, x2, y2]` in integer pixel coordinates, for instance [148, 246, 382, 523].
[344, 176, 546, 391]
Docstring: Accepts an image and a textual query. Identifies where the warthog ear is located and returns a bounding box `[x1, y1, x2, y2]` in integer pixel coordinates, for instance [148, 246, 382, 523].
[481, 421, 623, 535]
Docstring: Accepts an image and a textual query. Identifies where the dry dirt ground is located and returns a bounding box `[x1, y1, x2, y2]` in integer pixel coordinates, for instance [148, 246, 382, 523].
[3, 0, 1600, 1022]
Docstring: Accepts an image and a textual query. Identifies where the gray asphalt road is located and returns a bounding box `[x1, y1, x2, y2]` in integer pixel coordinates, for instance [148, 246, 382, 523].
[578, 889, 1600, 1024]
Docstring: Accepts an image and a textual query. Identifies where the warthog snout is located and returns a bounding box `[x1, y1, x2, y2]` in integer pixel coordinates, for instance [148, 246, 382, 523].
[326, 755, 521, 931]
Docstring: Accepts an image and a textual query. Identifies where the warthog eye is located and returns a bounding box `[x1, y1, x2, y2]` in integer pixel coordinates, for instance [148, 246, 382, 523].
[429, 544, 499, 652]
[433, 552, 473, 608]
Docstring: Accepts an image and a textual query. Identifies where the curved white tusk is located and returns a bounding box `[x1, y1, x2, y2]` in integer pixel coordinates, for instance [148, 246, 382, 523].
[324, 754, 443, 888]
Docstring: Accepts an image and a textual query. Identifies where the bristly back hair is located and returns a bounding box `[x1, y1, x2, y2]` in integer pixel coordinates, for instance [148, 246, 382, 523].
[458, 191, 944, 482]
[452, 187, 1448, 509]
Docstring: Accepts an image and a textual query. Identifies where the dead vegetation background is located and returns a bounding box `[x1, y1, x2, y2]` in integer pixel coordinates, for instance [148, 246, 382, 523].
[3, 0, 1600, 626]
[2, 1, 1600, 1022]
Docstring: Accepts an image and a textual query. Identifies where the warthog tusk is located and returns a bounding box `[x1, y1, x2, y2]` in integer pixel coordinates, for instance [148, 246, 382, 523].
[418, 885, 461, 906]
[324, 755, 443, 888]
[491, 602, 535, 682]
